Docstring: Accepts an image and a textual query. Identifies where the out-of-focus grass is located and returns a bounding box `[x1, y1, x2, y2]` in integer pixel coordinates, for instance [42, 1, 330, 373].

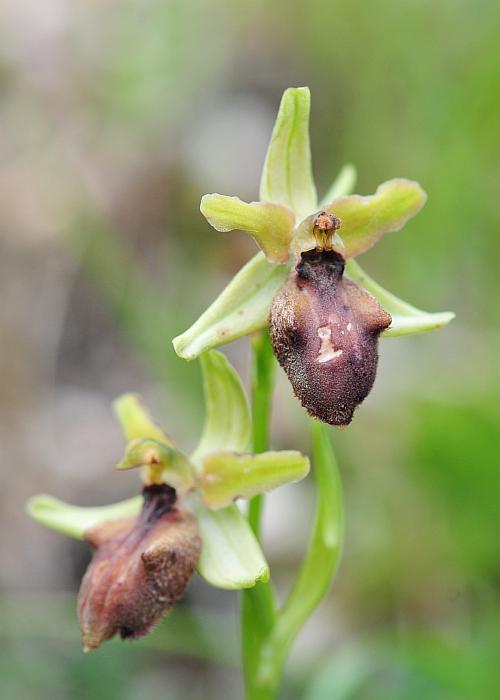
[0, 594, 238, 700]
[70, 210, 201, 400]
[303, 621, 500, 700]
[410, 395, 500, 576]
[0, 594, 238, 665]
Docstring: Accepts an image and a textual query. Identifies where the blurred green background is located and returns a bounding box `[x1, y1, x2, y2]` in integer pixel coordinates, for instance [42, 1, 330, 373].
[1, 0, 499, 698]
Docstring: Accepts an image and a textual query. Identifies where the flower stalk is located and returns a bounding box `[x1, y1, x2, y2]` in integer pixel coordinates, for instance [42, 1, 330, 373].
[242, 334, 344, 700]
[242, 331, 278, 698]
[248, 331, 277, 535]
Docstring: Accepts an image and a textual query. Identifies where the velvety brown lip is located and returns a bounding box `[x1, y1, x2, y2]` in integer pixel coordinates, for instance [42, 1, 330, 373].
[78, 485, 201, 651]
[269, 249, 391, 426]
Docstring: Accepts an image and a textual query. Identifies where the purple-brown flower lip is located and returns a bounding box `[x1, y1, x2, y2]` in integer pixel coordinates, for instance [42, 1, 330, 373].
[270, 248, 391, 426]
[78, 484, 201, 652]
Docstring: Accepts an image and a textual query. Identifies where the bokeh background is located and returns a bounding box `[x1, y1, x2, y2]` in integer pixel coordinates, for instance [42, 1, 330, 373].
[1, 0, 499, 698]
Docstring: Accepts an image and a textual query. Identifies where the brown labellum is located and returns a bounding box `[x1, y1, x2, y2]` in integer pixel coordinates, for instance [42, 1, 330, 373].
[78, 484, 201, 651]
[269, 249, 392, 426]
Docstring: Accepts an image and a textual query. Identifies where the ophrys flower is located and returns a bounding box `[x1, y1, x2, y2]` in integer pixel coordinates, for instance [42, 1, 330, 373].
[173, 87, 454, 425]
[27, 351, 309, 650]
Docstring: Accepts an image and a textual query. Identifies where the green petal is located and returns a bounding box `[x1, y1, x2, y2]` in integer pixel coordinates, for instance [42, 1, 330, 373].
[324, 179, 427, 258]
[200, 194, 295, 264]
[113, 393, 174, 446]
[172, 252, 290, 360]
[200, 450, 310, 509]
[194, 501, 269, 589]
[26, 494, 141, 540]
[191, 351, 251, 468]
[260, 87, 317, 221]
[117, 438, 196, 491]
[346, 259, 455, 337]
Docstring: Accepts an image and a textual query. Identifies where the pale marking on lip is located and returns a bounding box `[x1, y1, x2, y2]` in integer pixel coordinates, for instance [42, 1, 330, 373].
[347, 322, 353, 332]
[316, 326, 343, 364]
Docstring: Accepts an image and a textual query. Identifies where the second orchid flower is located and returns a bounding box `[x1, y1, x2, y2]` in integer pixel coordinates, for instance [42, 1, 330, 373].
[27, 351, 309, 650]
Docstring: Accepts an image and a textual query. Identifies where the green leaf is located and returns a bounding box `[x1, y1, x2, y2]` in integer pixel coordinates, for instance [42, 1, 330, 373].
[260, 87, 317, 220]
[194, 502, 269, 589]
[172, 252, 290, 360]
[200, 195, 295, 264]
[113, 393, 174, 446]
[200, 450, 310, 509]
[346, 259, 455, 337]
[319, 163, 357, 206]
[278, 421, 343, 644]
[304, 646, 380, 700]
[117, 438, 196, 490]
[191, 351, 251, 468]
[26, 494, 141, 540]
[324, 178, 427, 258]
[256, 422, 344, 689]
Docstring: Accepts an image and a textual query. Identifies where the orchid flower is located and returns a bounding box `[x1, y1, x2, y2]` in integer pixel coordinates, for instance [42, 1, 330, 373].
[173, 87, 454, 425]
[27, 351, 309, 650]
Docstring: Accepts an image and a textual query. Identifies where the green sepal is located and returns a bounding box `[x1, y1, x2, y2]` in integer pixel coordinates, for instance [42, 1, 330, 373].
[199, 450, 310, 509]
[113, 393, 174, 446]
[200, 194, 295, 264]
[260, 87, 317, 221]
[346, 259, 455, 336]
[319, 163, 357, 207]
[26, 494, 141, 540]
[193, 500, 269, 589]
[172, 252, 290, 360]
[117, 438, 196, 491]
[191, 351, 251, 468]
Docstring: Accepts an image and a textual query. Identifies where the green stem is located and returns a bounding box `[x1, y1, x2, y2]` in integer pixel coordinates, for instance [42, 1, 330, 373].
[242, 333, 345, 700]
[248, 331, 276, 536]
[258, 422, 344, 690]
[242, 331, 277, 699]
